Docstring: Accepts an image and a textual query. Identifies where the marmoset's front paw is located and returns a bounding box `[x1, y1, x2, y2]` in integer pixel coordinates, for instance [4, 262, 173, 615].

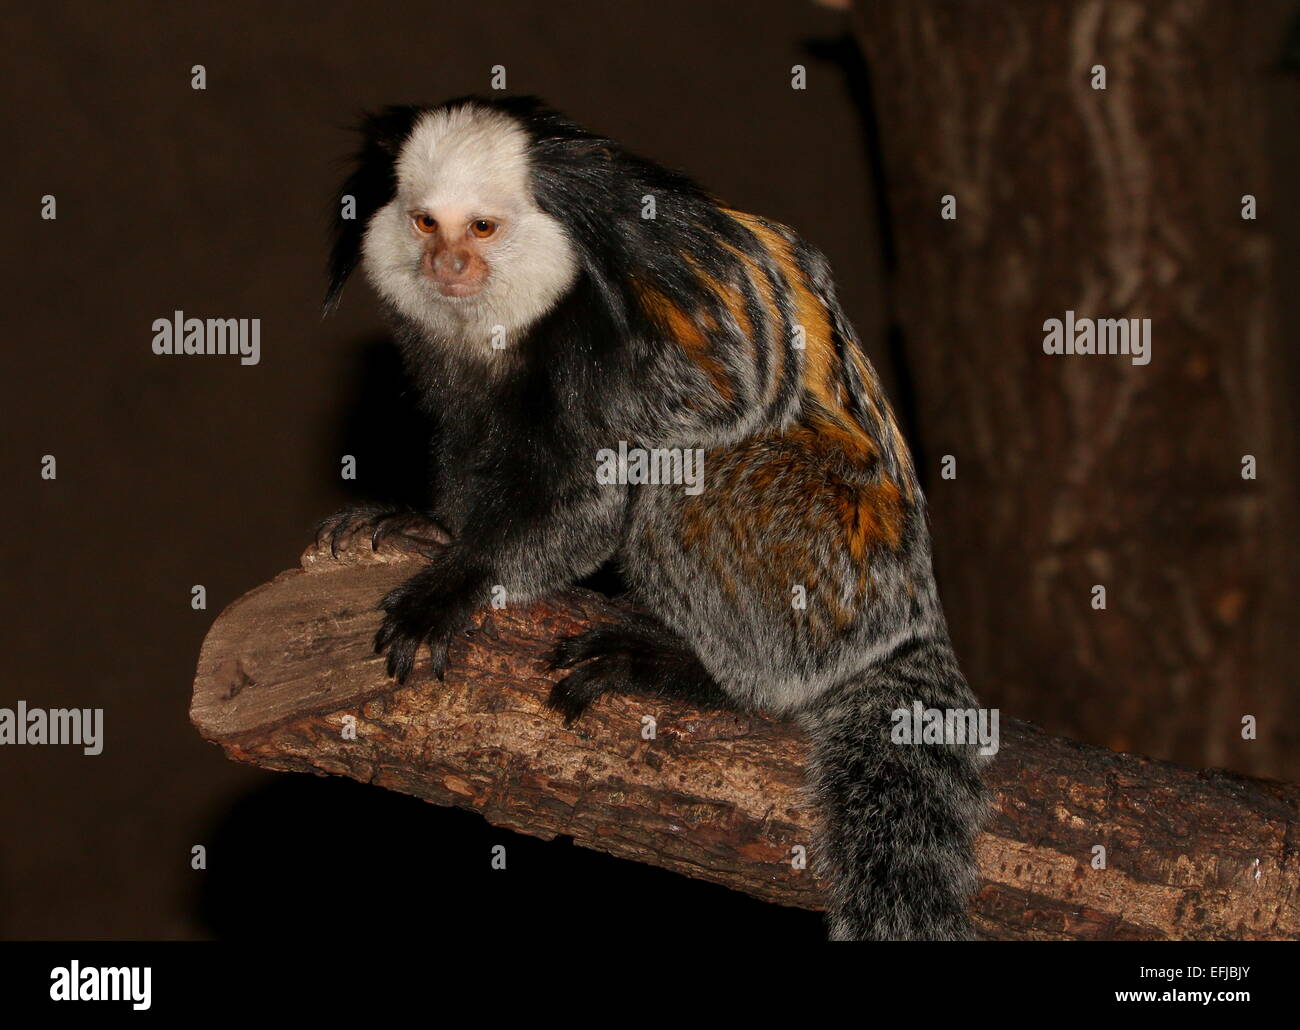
[374, 565, 481, 684]
[315, 505, 452, 559]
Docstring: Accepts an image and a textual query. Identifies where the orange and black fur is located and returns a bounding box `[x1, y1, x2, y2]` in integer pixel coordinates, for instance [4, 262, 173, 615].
[323, 96, 988, 940]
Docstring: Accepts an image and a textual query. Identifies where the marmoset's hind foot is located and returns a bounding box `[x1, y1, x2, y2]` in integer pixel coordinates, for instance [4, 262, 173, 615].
[548, 611, 738, 725]
[314, 505, 452, 559]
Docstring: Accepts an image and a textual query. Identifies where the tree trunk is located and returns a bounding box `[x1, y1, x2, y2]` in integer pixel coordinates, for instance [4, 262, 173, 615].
[850, 0, 1286, 777]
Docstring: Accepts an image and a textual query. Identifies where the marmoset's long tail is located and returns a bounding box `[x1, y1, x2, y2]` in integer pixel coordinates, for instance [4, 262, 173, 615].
[799, 635, 988, 941]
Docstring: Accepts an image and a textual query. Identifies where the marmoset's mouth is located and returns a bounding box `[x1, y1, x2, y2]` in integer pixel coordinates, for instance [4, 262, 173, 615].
[435, 281, 483, 299]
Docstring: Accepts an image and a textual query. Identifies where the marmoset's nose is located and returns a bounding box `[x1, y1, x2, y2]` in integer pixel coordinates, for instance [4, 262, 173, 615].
[422, 246, 471, 282]
[437, 249, 469, 276]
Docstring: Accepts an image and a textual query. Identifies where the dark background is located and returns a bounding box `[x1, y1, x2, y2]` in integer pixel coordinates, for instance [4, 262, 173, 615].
[1, 0, 1295, 940]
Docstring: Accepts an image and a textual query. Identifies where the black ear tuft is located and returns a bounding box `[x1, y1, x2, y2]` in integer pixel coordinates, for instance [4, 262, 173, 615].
[324, 105, 425, 315]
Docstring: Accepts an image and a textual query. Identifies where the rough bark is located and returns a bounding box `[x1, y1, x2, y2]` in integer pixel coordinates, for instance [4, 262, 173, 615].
[190, 543, 1300, 940]
[850, 0, 1288, 777]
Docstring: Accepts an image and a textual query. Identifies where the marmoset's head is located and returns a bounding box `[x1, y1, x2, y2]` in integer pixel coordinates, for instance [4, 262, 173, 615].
[327, 99, 581, 346]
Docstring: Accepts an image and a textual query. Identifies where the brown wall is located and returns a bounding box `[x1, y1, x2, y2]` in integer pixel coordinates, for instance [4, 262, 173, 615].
[0, 0, 883, 938]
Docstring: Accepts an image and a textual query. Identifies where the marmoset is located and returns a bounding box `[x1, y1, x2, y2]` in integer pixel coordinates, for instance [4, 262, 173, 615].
[321, 96, 988, 941]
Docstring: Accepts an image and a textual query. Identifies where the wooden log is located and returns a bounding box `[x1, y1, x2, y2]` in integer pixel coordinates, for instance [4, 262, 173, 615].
[190, 541, 1300, 940]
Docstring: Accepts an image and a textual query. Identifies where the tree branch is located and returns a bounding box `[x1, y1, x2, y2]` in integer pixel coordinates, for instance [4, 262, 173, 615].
[190, 543, 1300, 940]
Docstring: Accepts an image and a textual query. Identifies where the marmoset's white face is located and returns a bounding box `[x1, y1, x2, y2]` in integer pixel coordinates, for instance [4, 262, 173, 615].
[362, 105, 579, 348]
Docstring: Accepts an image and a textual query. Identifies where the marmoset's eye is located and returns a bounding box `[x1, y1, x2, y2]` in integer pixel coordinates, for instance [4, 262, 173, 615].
[412, 213, 438, 234]
[469, 219, 497, 239]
